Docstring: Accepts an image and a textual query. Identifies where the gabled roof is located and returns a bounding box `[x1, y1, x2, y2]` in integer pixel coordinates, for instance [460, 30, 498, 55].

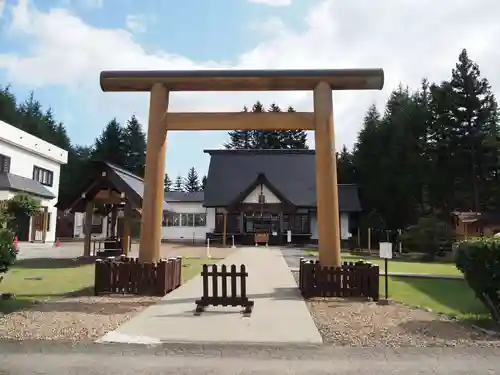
[0, 172, 56, 199]
[228, 173, 291, 208]
[57, 161, 174, 212]
[164, 191, 204, 202]
[203, 149, 361, 211]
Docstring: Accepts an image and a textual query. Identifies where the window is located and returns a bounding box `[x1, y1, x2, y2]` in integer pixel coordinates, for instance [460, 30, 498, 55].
[92, 215, 102, 225]
[33, 166, 54, 187]
[0, 154, 10, 173]
[194, 213, 206, 227]
[165, 213, 180, 227]
[165, 213, 206, 227]
[181, 213, 194, 227]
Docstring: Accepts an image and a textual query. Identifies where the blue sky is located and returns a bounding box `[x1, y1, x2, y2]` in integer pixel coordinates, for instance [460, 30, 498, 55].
[0, 0, 317, 178]
[0, 0, 498, 178]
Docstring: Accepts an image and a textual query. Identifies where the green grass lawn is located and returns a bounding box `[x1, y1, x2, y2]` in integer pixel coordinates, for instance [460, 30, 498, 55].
[385, 276, 493, 328]
[0, 257, 217, 314]
[304, 250, 461, 276]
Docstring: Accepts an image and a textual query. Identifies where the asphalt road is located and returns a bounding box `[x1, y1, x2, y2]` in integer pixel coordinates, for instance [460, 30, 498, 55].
[1, 342, 499, 375]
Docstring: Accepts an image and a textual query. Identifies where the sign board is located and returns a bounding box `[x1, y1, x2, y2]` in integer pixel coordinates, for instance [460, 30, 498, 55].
[287, 230, 292, 243]
[379, 242, 392, 259]
[272, 231, 277, 236]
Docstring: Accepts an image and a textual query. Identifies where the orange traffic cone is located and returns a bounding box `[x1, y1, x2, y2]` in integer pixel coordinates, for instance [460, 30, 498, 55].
[13, 236, 18, 249]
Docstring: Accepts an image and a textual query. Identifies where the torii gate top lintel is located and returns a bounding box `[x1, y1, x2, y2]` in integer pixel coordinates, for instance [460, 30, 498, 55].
[100, 68, 384, 92]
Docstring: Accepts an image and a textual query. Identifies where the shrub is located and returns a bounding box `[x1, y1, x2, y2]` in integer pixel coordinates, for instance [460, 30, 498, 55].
[455, 237, 500, 323]
[0, 228, 18, 283]
[400, 216, 454, 260]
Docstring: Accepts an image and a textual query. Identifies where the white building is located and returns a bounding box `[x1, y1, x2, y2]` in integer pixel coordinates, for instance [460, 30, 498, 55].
[0, 120, 68, 243]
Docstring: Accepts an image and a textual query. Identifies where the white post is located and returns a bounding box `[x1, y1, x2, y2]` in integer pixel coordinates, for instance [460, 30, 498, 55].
[231, 235, 236, 249]
[206, 238, 212, 259]
[287, 230, 292, 244]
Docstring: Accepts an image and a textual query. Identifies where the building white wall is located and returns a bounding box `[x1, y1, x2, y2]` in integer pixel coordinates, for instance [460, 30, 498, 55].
[311, 212, 350, 241]
[161, 202, 213, 241]
[0, 120, 68, 243]
[242, 184, 281, 204]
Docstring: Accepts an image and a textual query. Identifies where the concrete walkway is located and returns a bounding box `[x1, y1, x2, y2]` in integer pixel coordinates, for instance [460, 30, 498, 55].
[98, 246, 323, 346]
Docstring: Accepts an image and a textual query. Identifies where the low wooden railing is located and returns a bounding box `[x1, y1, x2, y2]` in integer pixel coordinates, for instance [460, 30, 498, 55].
[94, 256, 182, 296]
[299, 258, 379, 300]
[195, 264, 254, 314]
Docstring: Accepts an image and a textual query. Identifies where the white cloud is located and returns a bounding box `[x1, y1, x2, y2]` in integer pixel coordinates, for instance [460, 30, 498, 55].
[125, 14, 147, 34]
[248, 0, 292, 6]
[249, 16, 287, 36]
[0, 0, 499, 155]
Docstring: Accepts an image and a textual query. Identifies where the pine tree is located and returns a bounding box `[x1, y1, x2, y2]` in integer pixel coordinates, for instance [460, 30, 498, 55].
[184, 167, 201, 192]
[174, 175, 184, 192]
[281, 106, 308, 149]
[337, 145, 356, 183]
[123, 114, 146, 176]
[0, 85, 20, 125]
[17, 92, 45, 138]
[224, 106, 252, 149]
[449, 49, 500, 211]
[164, 173, 172, 191]
[201, 175, 207, 190]
[92, 118, 127, 167]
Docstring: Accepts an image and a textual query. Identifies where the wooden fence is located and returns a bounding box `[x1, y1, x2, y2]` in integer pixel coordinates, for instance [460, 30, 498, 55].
[94, 256, 182, 296]
[195, 264, 254, 314]
[299, 259, 379, 301]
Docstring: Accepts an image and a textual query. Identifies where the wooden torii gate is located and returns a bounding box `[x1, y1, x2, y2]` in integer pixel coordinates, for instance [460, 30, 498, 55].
[99, 69, 384, 267]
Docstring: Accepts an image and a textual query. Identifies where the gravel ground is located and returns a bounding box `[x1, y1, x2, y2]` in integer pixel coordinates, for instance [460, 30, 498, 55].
[0, 295, 160, 341]
[1, 244, 235, 343]
[290, 271, 499, 347]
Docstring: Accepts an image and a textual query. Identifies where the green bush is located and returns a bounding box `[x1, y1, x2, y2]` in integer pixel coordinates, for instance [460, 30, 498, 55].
[400, 216, 454, 260]
[455, 237, 500, 323]
[0, 228, 18, 277]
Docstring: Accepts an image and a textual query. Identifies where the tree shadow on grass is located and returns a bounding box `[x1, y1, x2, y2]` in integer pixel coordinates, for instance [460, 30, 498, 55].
[13, 257, 94, 269]
[395, 276, 488, 316]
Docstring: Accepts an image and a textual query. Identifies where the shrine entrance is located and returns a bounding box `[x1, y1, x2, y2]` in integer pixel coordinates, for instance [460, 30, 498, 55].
[99, 69, 384, 267]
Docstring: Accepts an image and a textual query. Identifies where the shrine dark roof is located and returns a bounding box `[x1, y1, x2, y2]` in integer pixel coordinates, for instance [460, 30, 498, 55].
[202, 149, 361, 211]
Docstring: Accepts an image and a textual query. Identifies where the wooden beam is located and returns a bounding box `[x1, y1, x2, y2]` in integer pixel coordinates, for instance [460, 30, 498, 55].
[42, 206, 49, 244]
[138, 83, 169, 263]
[122, 203, 132, 257]
[100, 69, 385, 92]
[83, 201, 93, 257]
[314, 81, 341, 267]
[223, 213, 227, 247]
[166, 112, 314, 131]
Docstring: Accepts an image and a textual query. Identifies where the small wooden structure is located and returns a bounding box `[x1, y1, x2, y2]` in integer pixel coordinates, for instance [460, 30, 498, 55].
[94, 256, 182, 296]
[195, 264, 254, 314]
[299, 258, 379, 300]
[100, 68, 384, 267]
[58, 161, 162, 258]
